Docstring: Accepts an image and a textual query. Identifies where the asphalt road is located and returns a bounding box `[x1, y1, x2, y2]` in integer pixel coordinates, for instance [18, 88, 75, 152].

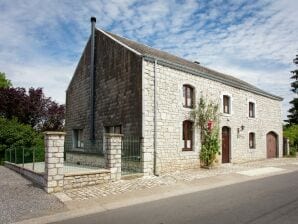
[53, 171, 298, 224]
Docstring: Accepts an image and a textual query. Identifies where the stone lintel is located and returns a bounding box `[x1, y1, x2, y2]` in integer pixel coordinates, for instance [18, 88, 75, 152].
[43, 131, 66, 136]
[105, 133, 124, 138]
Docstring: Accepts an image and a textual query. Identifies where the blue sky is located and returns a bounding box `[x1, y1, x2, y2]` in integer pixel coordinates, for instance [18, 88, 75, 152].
[0, 0, 297, 119]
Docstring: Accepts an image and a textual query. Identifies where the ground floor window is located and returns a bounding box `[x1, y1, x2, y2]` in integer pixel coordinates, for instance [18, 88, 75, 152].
[183, 120, 193, 151]
[249, 132, 256, 149]
[105, 125, 122, 134]
[73, 129, 84, 148]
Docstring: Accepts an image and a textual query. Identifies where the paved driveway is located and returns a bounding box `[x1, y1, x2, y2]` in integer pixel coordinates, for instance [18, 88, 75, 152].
[0, 166, 65, 224]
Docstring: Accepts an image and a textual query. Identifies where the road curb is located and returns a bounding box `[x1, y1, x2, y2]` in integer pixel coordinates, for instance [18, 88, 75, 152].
[14, 166, 298, 224]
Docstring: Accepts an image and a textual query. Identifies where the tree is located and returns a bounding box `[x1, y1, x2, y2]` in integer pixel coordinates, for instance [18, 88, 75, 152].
[0, 87, 65, 131]
[287, 54, 298, 125]
[0, 72, 12, 88]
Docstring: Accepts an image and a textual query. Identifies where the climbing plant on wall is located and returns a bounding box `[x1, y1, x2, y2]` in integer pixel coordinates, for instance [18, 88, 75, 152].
[191, 96, 220, 167]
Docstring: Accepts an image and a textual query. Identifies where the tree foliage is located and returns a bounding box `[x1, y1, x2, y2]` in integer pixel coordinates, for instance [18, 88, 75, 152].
[0, 117, 44, 163]
[0, 87, 65, 131]
[0, 72, 12, 88]
[284, 124, 298, 149]
[286, 54, 298, 125]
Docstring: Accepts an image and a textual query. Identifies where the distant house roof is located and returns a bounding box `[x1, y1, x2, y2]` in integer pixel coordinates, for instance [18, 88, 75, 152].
[97, 29, 282, 101]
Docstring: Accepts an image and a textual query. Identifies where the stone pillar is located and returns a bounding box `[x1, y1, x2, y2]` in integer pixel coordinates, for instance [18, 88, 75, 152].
[142, 137, 154, 176]
[44, 131, 65, 193]
[105, 133, 122, 181]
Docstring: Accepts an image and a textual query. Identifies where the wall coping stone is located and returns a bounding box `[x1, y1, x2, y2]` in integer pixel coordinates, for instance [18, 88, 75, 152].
[105, 133, 124, 137]
[64, 169, 110, 177]
[43, 131, 66, 136]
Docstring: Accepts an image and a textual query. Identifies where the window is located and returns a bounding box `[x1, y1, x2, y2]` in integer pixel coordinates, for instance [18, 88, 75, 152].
[182, 120, 193, 151]
[105, 125, 122, 134]
[183, 85, 194, 108]
[249, 102, 255, 118]
[223, 95, 230, 114]
[73, 129, 84, 148]
[249, 132, 256, 149]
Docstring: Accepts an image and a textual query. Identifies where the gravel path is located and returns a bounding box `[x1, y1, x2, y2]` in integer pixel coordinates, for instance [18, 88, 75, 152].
[0, 166, 66, 224]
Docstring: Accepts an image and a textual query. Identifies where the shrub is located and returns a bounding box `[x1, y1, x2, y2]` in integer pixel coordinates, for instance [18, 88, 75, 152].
[0, 117, 44, 164]
[191, 97, 220, 167]
[284, 125, 298, 155]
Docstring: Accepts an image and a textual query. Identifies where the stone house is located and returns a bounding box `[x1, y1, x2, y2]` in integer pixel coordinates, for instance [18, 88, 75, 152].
[65, 18, 283, 175]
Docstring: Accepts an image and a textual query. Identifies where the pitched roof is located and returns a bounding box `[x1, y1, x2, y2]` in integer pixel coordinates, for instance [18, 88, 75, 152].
[98, 29, 282, 101]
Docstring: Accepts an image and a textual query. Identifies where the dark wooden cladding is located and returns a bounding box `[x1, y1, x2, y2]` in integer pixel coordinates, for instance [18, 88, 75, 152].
[65, 29, 142, 152]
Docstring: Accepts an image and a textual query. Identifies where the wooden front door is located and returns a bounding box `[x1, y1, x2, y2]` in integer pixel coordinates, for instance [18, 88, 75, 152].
[222, 126, 230, 163]
[267, 132, 277, 158]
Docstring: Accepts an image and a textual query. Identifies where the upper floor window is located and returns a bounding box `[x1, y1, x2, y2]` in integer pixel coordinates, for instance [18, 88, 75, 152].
[183, 85, 194, 108]
[73, 129, 84, 148]
[249, 102, 255, 118]
[182, 120, 193, 151]
[105, 125, 122, 134]
[249, 132, 256, 149]
[223, 95, 230, 114]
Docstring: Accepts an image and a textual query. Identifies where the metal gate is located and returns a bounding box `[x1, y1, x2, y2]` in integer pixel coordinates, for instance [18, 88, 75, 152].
[121, 136, 142, 175]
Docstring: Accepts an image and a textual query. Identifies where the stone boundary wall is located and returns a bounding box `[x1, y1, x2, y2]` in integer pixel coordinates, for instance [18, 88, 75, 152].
[4, 161, 45, 187]
[64, 170, 111, 190]
[4, 132, 123, 193]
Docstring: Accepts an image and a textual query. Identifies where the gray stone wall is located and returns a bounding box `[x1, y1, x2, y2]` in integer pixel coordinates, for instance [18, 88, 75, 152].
[143, 60, 283, 173]
[44, 132, 65, 193]
[4, 162, 45, 187]
[64, 170, 111, 190]
[65, 30, 143, 158]
[105, 133, 122, 180]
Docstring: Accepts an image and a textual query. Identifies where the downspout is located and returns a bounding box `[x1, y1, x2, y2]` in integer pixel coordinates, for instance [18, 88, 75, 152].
[153, 59, 158, 176]
[90, 17, 96, 141]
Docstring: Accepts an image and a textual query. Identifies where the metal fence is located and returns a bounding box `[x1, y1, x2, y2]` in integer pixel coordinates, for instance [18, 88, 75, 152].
[65, 139, 105, 155]
[4, 147, 45, 172]
[64, 139, 106, 172]
[121, 136, 142, 175]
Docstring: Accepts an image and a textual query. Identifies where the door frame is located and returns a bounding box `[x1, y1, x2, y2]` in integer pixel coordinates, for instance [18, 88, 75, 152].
[266, 131, 278, 158]
[222, 126, 231, 163]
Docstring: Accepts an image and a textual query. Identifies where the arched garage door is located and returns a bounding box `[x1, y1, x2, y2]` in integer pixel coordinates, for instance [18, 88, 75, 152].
[266, 132, 278, 158]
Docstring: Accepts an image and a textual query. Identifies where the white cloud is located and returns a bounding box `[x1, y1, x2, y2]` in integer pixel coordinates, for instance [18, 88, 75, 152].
[0, 0, 297, 120]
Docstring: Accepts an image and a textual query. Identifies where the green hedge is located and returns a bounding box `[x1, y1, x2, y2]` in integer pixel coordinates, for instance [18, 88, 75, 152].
[284, 125, 298, 157]
[0, 117, 44, 164]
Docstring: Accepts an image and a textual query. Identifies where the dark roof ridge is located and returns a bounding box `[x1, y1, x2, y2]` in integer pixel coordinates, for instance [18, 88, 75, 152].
[96, 28, 282, 101]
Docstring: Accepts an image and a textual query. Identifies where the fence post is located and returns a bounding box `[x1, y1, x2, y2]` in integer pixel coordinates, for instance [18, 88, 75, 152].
[44, 131, 66, 193]
[10, 149, 11, 162]
[33, 148, 35, 171]
[14, 148, 16, 164]
[105, 133, 122, 181]
[22, 148, 24, 168]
